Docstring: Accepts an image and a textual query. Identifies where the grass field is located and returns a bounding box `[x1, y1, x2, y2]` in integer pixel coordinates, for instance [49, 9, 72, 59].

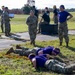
[0, 12, 75, 33]
[0, 35, 75, 75]
[0, 12, 75, 75]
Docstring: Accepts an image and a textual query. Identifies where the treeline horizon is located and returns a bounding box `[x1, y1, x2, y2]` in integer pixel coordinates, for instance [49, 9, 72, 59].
[0, 7, 75, 15]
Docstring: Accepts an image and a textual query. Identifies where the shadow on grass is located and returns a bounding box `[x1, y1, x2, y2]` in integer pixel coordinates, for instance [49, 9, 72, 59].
[35, 45, 44, 48]
[6, 33, 30, 42]
[11, 33, 21, 37]
[36, 68, 75, 75]
[67, 46, 75, 52]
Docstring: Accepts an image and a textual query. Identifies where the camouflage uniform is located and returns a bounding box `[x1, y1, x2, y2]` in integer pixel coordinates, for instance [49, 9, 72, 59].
[14, 47, 40, 56]
[58, 22, 69, 45]
[1, 11, 4, 32]
[26, 16, 37, 43]
[54, 16, 58, 24]
[4, 11, 11, 35]
[45, 59, 75, 74]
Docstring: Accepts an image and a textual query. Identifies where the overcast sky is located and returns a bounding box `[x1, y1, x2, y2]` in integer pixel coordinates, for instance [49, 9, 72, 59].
[0, 0, 75, 9]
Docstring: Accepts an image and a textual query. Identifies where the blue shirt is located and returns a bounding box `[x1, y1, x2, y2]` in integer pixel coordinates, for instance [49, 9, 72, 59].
[53, 9, 59, 16]
[35, 54, 47, 68]
[58, 11, 70, 23]
[36, 46, 54, 55]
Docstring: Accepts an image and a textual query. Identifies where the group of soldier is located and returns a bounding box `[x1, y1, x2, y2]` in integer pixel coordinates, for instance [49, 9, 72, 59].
[26, 5, 73, 47]
[6, 44, 75, 74]
[0, 6, 11, 36]
[2, 4, 74, 74]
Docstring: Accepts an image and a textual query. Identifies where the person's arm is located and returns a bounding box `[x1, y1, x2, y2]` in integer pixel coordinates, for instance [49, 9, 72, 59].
[32, 58, 37, 69]
[40, 18, 43, 23]
[67, 14, 73, 20]
[26, 17, 29, 25]
[45, 54, 54, 59]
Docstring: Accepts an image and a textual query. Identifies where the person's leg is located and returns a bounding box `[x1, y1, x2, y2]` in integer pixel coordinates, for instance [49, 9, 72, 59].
[54, 16, 58, 25]
[58, 24, 63, 46]
[6, 47, 14, 54]
[5, 22, 9, 36]
[65, 64, 75, 73]
[45, 60, 70, 74]
[29, 27, 37, 46]
[8, 22, 11, 36]
[1, 20, 4, 33]
[63, 23, 69, 47]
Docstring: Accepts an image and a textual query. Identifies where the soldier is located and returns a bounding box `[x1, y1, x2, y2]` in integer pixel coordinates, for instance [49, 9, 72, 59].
[38, 10, 50, 33]
[58, 5, 73, 47]
[32, 6, 39, 19]
[28, 53, 75, 74]
[53, 5, 58, 24]
[1, 6, 5, 33]
[4, 7, 11, 36]
[26, 10, 38, 46]
[6, 45, 60, 57]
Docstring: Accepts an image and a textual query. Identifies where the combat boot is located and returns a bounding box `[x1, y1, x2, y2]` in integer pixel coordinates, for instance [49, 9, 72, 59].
[60, 42, 62, 46]
[66, 42, 69, 47]
[33, 41, 36, 47]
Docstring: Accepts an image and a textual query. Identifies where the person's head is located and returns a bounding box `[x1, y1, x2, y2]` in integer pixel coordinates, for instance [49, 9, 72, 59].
[45, 7, 48, 12]
[30, 10, 35, 16]
[2, 6, 5, 10]
[28, 53, 35, 61]
[52, 48, 60, 56]
[53, 5, 56, 9]
[32, 6, 35, 9]
[60, 5, 65, 11]
[5, 7, 9, 11]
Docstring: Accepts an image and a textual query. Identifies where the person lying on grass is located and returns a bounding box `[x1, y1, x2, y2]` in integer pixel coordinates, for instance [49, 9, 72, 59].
[6, 45, 60, 57]
[28, 53, 75, 74]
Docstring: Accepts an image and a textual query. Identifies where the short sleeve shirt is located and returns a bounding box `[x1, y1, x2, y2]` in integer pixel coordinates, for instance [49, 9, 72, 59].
[42, 13, 50, 23]
[58, 11, 70, 23]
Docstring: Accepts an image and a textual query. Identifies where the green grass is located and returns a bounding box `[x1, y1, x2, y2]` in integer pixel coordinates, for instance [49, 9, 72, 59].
[0, 35, 75, 75]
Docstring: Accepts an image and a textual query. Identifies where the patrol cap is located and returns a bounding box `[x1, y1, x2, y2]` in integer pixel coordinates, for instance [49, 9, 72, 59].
[53, 48, 60, 55]
[60, 5, 65, 9]
[28, 53, 35, 60]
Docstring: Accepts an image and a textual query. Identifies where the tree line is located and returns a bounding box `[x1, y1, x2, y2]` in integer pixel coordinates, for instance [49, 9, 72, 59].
[0, 5, 75, 15]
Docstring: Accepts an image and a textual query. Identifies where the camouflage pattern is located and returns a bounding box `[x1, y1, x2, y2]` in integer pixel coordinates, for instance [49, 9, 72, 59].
[58, 22, 69, 43]
[1, 11, 4, 32]
[4, 11, 11, 34]
[45, 59, 73, 74]
[14, 47, 40, 56]
[54, 16, 58, 24]
[26, 16, 37, 42]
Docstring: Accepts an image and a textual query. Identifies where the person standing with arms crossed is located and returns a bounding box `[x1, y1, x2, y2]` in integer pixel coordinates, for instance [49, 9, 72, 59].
[58, 5, 73, 47]
[26, 10, 38, 46]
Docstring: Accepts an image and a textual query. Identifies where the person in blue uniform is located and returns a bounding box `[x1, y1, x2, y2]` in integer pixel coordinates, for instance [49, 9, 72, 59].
[6, 45, 60, 57]
[58, 5, 73, 47]
[28, 53, 75, 74]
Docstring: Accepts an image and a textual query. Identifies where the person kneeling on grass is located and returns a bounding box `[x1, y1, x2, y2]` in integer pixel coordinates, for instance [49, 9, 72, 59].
[6, 45, 60, 57]
[28, 53, 75, 74]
